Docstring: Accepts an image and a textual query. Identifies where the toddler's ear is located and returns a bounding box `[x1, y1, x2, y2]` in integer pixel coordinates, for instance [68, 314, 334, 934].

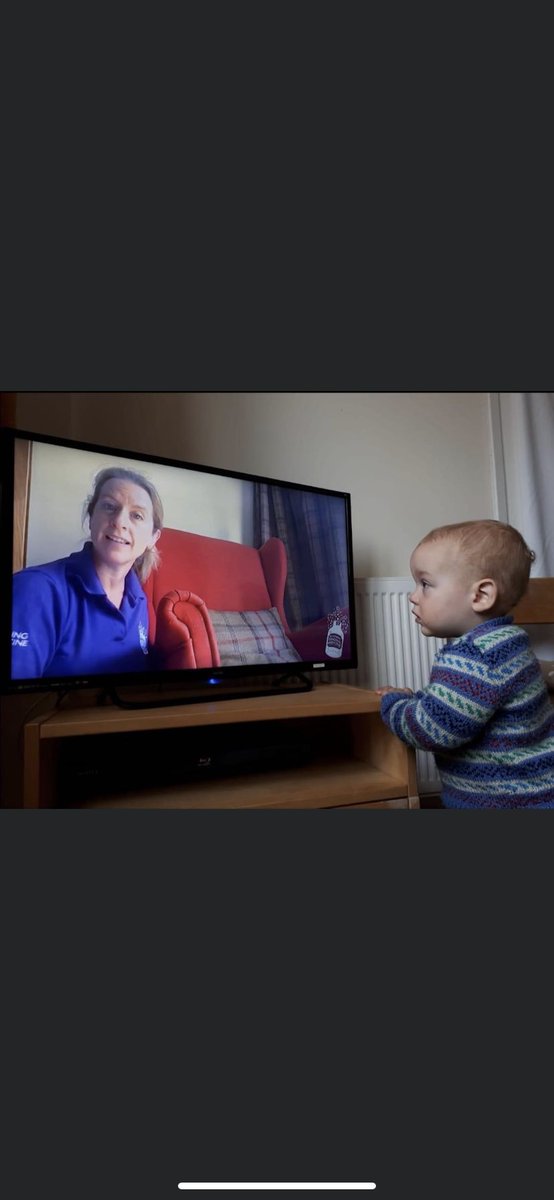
[472, 578, 497, 614]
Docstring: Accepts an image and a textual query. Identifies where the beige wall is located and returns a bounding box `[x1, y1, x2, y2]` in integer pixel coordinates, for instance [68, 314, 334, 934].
[16, 392, 494, 577]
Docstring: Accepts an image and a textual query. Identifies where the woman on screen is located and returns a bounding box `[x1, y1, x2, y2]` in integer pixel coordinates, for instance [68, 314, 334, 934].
[11, 467, 163, 679]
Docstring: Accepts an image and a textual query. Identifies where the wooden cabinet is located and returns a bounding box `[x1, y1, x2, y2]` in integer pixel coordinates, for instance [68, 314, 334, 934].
[23, 683, 419, 809]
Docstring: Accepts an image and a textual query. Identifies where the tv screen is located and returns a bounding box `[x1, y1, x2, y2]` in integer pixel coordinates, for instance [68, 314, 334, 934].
[0, 428, 357, 702]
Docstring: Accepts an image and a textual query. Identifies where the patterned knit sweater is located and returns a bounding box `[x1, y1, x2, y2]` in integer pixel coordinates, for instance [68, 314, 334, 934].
[380, 616, 554, 808]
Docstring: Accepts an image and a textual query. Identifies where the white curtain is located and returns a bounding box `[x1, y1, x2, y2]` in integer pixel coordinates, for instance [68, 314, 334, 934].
[496, 393, 554, 655]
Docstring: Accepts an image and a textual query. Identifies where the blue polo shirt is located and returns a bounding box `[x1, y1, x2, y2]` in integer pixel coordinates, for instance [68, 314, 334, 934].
[11, 543, 152, 680]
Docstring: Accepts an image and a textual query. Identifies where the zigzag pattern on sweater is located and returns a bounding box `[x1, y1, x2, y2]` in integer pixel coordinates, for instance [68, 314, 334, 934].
[380, 616, 554, 809]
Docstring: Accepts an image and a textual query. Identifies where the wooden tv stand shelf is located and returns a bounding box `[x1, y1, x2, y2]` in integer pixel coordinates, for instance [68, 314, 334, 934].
[23, 684, 419, 810]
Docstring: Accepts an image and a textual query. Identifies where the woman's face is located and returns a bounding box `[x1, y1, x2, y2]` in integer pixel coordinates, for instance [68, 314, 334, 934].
[89, 478, 160, 574]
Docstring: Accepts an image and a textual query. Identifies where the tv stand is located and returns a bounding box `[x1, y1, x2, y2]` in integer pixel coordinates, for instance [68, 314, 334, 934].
[22, 684, 420, 809]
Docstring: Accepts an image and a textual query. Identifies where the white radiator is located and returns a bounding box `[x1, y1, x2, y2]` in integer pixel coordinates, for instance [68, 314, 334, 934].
[317, 577, 445, 794]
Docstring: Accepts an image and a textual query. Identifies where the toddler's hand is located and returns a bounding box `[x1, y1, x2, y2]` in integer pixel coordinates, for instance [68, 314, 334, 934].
[538, 659, 554, 692]
[374, 685, 413, 696]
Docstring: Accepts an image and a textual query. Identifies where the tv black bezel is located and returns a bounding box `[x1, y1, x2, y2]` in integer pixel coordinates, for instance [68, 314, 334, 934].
[0, 426, 358, 698]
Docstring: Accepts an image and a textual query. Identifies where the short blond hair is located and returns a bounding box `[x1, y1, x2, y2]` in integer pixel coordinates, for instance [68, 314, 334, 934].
[417, 520, 536, 613]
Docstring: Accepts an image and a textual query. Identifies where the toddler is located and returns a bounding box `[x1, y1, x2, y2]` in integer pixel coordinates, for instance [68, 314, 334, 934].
[377, 520, 554, 808]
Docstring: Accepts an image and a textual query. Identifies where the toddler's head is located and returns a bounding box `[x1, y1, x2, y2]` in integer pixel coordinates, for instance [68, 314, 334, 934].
[409, 519, 535, 638]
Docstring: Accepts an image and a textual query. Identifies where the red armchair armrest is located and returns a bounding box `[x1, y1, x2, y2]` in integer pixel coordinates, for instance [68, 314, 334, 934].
[155, 590, 221, 670]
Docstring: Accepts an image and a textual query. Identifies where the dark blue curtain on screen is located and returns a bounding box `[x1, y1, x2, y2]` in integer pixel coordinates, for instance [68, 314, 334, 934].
[253, 483, 349, 628]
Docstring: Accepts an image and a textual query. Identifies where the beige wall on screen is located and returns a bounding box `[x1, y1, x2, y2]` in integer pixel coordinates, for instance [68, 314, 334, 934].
[24, 441, 251, 567]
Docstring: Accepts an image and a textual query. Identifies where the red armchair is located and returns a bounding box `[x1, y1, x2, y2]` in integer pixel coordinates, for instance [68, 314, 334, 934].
[143, 528, 290, 669]
[142, 526, 351, 669]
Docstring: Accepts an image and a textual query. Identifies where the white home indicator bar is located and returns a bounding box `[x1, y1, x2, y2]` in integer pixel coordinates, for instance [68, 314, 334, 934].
[178, 1186, 376, 1192]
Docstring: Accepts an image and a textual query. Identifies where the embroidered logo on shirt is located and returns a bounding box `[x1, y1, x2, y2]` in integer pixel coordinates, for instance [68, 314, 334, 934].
[12, 631, 29, 647]
[138, 622, 148, 654]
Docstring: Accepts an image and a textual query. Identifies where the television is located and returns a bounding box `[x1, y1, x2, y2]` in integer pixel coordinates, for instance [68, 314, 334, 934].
[0, 428, 357, 707]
